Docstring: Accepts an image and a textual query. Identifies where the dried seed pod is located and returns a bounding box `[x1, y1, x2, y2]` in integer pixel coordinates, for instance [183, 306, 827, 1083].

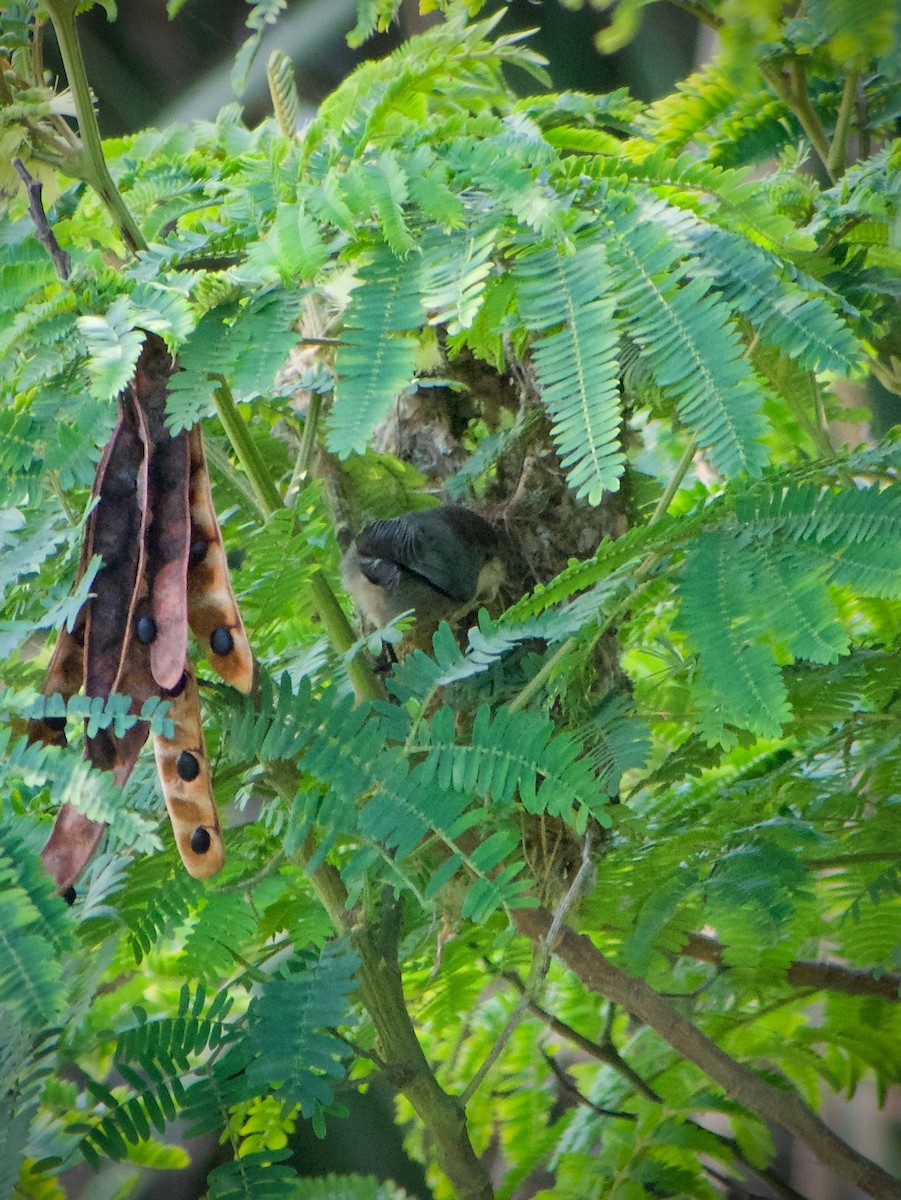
[84, 392, 148, 702]
[33, 334, 251, 890]
[186, 425, 254, 694]
[29, 451, 108, 894]
[107, 599, 159, 787]
[139, 347, 192, 693]
[152, 661, 224, 879]
[40, 802, 107, 895]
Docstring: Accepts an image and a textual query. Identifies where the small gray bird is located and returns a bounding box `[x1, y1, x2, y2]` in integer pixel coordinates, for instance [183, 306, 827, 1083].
[341, 505, 504, 632]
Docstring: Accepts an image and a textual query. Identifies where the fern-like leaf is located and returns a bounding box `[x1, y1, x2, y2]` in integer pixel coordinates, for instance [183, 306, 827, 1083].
[246, 940, 358, 1115]
[423, 705, 612, 827]
[608, 199, 770, 478]
[267, 48, 300, 138]
[687, 224, 863, 375]
[0, 827, 70, 1025]
[246, 201, 329, 284]
[76, 297, 146, 403]
[515, 242, 625, 502]
[678, 529, 791, 740]
[421, 226, 497, 336]
[207, 1150, 298, 1199]
[328, 247, 424, 457]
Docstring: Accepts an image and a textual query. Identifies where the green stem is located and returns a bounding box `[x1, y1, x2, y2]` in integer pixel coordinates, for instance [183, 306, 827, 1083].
[210, 376, 284, 518]
[286, 390, 322, 501]
[202, 432, 267, 516]
[647, 438, 697, 526]
[310, 571, 384, 701]
[210, 376, 382, 699]
[507, 635, 576, 715]
[763, 61, 835, 183]
[41, 0, 147, 254]
[669, 0, 722, 29]
[828, 71, 859, 179]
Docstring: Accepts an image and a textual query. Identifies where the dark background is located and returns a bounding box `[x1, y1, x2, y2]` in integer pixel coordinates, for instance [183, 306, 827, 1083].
[47, 0, 699, 136]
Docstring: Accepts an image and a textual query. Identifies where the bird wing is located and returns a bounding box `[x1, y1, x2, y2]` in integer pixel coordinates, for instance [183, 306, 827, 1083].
[356, 512, 480, 602]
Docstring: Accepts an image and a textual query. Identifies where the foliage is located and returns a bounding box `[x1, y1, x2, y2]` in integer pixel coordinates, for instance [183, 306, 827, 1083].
[0, 1, 900, 1198]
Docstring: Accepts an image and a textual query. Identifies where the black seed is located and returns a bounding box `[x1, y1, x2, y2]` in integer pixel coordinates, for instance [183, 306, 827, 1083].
[137, 615, 158, 644]
[62, 885, 77, 906]
[210, 626, 234, 656]
[176, 750, 201, 781]
[165, 672, 188, 697]
[189, 538, 207, 567]
[190, 827, 211, 854]
[44, 716, 67, 733]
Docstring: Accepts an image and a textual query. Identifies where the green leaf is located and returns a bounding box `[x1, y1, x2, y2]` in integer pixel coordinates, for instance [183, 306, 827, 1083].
[677, 529, 791, 739]
[328, 247, 424, 457]
[609, 200, 771, 478]
[76, 298, 145, 403]
[246, 941, 358, 1116]
[516, 241, 625, 502]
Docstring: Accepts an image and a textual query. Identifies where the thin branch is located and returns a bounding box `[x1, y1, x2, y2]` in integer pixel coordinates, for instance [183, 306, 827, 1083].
[648, 437, 697, 525]
[459, 965, 534, 1107]
[805, 851, 901, 869]
[506, 634, 576, 715]
[856, 76, 871, 159]
[701, 1124, 812, 1200]
[512, 905, 901, 1200]
[668, 0, 723, 29]
[12, 158, 71, 280]
[215, 852, 286, 894]
[541, 1049, 637, 1120]
[500, 969, 662, 1102]
[518, 966, 809, 1200]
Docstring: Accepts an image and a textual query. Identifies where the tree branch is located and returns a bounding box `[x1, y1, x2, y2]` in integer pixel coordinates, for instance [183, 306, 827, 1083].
[541, 1049, 637, 1120]
[351, 894, 493, 1200]
[681, 931, 901, 1002]
[512, 905, 901, 1200]
[827, 70, 859, 179]
[300, 854, 493, 1200]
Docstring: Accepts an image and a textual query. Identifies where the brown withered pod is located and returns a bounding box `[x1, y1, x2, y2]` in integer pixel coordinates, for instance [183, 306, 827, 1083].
[28, 332, 253, 895]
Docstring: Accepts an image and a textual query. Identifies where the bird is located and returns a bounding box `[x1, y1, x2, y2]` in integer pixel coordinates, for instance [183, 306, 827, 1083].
[341, 505, 504, 634]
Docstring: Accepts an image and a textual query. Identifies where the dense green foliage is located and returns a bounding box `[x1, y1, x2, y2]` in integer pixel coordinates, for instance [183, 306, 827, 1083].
[1, 0, 900, 1197]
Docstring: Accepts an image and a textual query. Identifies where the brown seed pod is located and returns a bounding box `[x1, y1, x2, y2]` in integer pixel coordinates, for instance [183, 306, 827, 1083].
[83, 392, 148, 703]
[186, 425, 254, 694]
[40, 802, 108, 896]
[33, 333, 248, 891]
[152, 661, 224, 880]
[139, 345, 192, 693]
